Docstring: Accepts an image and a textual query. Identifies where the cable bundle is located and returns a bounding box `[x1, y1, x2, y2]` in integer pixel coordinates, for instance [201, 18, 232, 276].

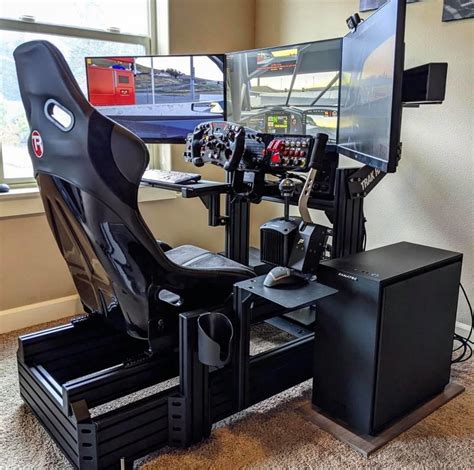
[452, 284, 473, 363]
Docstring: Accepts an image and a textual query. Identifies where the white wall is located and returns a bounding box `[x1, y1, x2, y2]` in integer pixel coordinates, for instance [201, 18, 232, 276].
[256, 0, 473, 323]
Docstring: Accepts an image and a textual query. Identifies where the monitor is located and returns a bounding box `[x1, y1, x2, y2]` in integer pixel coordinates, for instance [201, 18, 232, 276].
[337, 0, 406, 173]
[85, 54, 225, 143]
[226, 39, 342, 142]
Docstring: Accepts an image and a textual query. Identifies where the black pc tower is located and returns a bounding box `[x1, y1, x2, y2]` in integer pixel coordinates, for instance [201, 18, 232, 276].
[313, 242, 462, 435]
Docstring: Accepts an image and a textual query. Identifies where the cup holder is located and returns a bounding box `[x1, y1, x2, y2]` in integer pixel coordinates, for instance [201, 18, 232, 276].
[197, 312, 233, 367]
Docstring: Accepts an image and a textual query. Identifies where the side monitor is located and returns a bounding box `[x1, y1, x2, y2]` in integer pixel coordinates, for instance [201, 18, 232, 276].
[337, 0, 406, 173]
[85, 54, 226, 143]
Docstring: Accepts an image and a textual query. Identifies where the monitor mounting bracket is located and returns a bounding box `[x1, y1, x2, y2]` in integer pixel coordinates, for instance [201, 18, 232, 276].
[347, 165, 387, 199]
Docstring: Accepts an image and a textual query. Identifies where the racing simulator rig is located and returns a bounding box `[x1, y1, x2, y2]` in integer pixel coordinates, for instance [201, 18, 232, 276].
[13, 0, 466, 468]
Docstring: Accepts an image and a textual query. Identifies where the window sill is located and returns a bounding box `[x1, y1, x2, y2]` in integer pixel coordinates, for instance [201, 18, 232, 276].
[0, 185, 177, 218]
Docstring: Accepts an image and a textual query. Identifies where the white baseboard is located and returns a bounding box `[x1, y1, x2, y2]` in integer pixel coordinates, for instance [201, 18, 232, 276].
[456, 321, 472, 333]
[0, 294, 82, 334]
[1, 295, 470, 336]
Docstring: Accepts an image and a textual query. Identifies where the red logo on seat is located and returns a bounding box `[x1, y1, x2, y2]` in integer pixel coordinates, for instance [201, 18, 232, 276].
[31, 130, 43, 158]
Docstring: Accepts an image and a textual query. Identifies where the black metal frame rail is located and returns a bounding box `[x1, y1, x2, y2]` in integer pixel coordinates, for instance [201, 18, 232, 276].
[18, 291, 322, 470]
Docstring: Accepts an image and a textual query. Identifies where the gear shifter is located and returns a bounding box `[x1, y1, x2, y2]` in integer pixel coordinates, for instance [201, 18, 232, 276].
[260, 174, 304, 287]
[260, 174, 301, 268]
[279, 175, 295, 221]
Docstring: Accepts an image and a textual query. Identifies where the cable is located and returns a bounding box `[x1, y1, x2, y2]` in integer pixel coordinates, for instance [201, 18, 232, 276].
[451, 283, 473, 363]
[362, 217, 367, 251]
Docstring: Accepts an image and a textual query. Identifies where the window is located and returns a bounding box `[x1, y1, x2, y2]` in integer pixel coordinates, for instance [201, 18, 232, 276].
[1, 1, 149, 35]
[0, 0, 155, 185]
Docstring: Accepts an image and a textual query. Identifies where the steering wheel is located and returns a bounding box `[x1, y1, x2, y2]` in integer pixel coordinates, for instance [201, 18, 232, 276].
[190, 121, 246, 172]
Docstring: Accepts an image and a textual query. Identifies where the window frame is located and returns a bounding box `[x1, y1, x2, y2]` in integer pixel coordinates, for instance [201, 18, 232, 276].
[0, 0, 165, 186]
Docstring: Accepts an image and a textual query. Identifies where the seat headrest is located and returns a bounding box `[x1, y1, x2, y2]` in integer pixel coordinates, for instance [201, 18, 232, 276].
[14, 40, 149, 207]
[14, 40, 91, 123]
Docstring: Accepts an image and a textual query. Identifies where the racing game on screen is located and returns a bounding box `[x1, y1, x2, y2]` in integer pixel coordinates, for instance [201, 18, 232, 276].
[86, 55, 225, 142]
[226, 39, 341, 142]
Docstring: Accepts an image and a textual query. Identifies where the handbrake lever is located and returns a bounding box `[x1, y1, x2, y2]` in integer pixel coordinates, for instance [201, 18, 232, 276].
[298, 133, 328, 224]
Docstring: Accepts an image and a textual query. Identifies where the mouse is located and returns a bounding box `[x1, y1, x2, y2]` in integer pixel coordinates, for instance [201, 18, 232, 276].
[263, 266, 304, 288]
[0, 183, 10, 193]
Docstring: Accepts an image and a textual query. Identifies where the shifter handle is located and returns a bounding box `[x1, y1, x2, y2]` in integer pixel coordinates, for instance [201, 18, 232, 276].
[279, 176, 296, 197]
[279, 175, 295, 221]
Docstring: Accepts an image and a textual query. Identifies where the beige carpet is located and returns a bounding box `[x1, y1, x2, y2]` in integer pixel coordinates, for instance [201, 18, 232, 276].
[1, 317, 473, 469]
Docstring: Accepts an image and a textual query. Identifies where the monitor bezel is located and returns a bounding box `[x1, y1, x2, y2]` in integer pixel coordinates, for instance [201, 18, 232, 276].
[84, 53, 227, 144]
[337, 0, 406, 173]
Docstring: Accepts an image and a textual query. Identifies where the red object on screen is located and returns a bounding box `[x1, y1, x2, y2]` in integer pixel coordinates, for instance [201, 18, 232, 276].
[86, 58, 136, 106]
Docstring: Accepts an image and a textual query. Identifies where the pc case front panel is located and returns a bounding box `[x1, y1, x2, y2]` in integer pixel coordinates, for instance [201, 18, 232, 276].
[373, 261, 462, 431]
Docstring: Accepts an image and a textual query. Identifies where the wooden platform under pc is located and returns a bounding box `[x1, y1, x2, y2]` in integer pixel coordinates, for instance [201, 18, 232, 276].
[297, 382, 464, 457]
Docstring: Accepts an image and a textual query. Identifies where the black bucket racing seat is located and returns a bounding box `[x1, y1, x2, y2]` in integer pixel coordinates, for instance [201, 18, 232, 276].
[14, 40, 254, 351]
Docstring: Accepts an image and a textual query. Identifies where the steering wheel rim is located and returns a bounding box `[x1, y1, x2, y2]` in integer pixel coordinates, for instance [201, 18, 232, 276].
[190, 122, 246, 172]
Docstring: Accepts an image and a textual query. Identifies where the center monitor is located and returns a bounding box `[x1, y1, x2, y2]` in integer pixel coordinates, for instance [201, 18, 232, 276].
[226, 39, 342, 143]
[85, 54, 225, 143]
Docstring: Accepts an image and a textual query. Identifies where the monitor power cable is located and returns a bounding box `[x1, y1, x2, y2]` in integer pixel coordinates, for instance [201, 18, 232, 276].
[452, 283, 473, 363]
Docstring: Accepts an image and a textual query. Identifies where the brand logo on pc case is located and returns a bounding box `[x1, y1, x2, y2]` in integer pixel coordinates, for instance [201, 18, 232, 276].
[338, 272, 358, 281]
[31, 130, 43, 158]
